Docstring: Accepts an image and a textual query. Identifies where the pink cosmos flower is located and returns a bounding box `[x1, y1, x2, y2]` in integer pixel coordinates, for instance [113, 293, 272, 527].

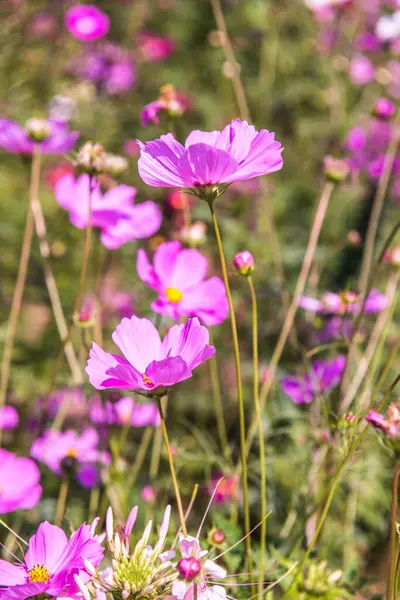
[138, 33, 176, 62]
[55, 174, 162, 250]
[141, 84, 189, 127]
[0, 520, 103, 598]
[137, 119, 283, 189]
[86, 316, 215, 395]
[299, 289, 388, 315]
[31, 428, 110, 488]
[207, 473, 240, 504]
[0, 405, 19, 430]
[282, 355, 346, 405]
[366, 401, 400, 440]
[89, 395, 160, 427]
[0, 450, 42, 513]
[137, 241, 228, 325]
[0, 118, 78, 154]
[65, 5, 109, 41]
[105, 60, 135, 95]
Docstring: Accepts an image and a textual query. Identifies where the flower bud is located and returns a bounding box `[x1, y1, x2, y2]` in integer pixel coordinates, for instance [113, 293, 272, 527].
[384, 245, 400, 267]
[373, 98, 396, 120]
[208, 528, 225, 546]
[180, 222, 207, 247]
[178, 557, 201, 581]
[347, 230, 361, 246]
[75, 141, 107, 175]
[105, 153, 128, 176]
[323, 156, 350, 183]
[25, 118, 51, 142]
[233, 250, 254, 276]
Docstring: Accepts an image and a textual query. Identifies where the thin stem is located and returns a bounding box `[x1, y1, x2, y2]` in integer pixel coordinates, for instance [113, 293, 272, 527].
[207, 202, 253, 580]
[0, 147, 40, 445]
[208, 329, 232, 465]
[388, 462, 400, 600]
[156, 396, 188, 537]
[394, 550, 400, 600]
[247, 275, 266, 596]
[283, 374, 400, 597]
[73, 176, 95, 317]
[358, 119, 400, 294]
[246, 181, 334, 454]
[55, 478, 69, 527]
[30, 171, 83, 384]
[127, 427, 153, 488]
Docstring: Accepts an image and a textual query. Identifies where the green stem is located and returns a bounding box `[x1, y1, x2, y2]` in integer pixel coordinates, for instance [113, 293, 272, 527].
[73, 175, 95, 317]
[207, 201, 253, 580]
[393, 550, 400, 600]
[208, 329, 232, 465]
[248, 275, 266, 596]
[55, 478, 69, 527]
[388, 462, 400, 600]
[156, 396, 188, 536]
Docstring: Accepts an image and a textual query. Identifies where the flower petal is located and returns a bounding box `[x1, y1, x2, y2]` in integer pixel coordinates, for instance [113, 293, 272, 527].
[25, 521, 68, 572]
[137, 134, 187, 187]
[145, 356, 192, 387]
[112, 316, 162, 372]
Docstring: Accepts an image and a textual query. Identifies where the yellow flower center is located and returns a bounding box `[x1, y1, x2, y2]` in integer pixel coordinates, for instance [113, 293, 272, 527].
[143, 373, 152, 386]
[28, 564, 51, 583]
[65, 448, 78, 458]
[165, 287, 183, 304]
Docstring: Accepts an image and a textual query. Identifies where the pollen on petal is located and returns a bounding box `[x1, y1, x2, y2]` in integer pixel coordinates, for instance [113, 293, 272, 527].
[165, 287, 183, 304]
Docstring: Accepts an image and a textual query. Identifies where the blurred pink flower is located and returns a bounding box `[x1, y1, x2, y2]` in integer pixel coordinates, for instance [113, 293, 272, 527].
[123, 139, 140, 156]
[0, 405, 19, 430]
[105, 60, 136, 95]
[114, 397, 160, 427]
[349, 54, 375, 85]
[137, 119, 283, 189]
[141, 84, 189, 126]
[86, 316, 215, 394]
[0, 450, 42, 513]
[55, 174, 162, 249]
[207, 473, 240, 504]
[65, 5, 109, 41]
[299, 289, 388, 314]
[0, 118, 78, 154]
[140, 484, 157, 503]
[137, 241, 228, 325]
[282, 355, 346, 404]
[138, 32, 176, 62]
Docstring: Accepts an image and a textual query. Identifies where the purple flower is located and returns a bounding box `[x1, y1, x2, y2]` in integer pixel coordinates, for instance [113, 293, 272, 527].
[65, 5, 109, 41]
[140, 85, 189, 127]
[137, 241, 228, 326]
[345, 119, 398, 179]
[0, 520, 103, 598]
[366, 402, 400, 440]
[86, 316, 215, 394]
[141, 100, 165, 127]
[45, 387, 88, 421]
[137, 119, 283, 188]
[0, 450, 42, 513]
[281, 355, 346, 405]
[0, 405, 19, 430]
[114, 397, 160, 427]
[299, 289, 388, 315]
[0, 118, 78, 155]
[55, 174, 162, 249]
[313, 316, 352, 343]
[105, 61, 136, 95]
[349, 55, 375, 85]
[374, 98, 396, 120]
[31, 429, 110, 488]
[233, 250, 255, 276]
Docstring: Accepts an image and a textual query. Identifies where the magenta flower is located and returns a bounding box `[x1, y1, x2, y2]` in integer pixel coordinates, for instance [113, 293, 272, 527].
[105, 60, 136, 95]
[0, 118, 78, 155]
[86, 316, 215, 395]
[0, 405, 19, 430]
[137, 119, 283, 189]
[89, 395, 160, 427]
[137, 241, 228, 325]
[0, 520, 103, 598]
[31, 429, 110, 488]
[207, 472, 240, 505]
[233, 250, 255, 276]
[0, 450, 42, 514]
[345, 119, 399, 179]
[366, 402, 400, 441]
[349, 55, 375, 85]
[138, 33, 176, 62]
[299, 289, 388, 315]
[55, 174, 162, 250]
[65, 5, 109, 41]
[140, 84, 189, 127]
[282, 355, 345, 404]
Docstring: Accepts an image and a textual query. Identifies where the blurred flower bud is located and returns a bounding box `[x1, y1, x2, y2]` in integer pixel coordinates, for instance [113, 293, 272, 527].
[74, 295, 96, 327]
[373, 97, 396, 120]
[140, 485, 157, 504]
[25, 118, 51, 142]
[323, 156, 350, 182]
[233, 250, 254, 276]
[347, 230, 361, 246]
[167, 189, 190, 210]
[75, 141, 107, 175]
[178, 557, 201, 580]
[180, 221, 207, 246]
[384, 245, 400, 267]
[105, 153, 128, 176]
[208, 528, 225, 546]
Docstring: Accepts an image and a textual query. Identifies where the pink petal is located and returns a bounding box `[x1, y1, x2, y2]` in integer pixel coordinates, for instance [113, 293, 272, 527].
[145, 356, 192, 387]
[0, 561, 26, 585]
[25, 522, 68, 572]
[179, 277, 229, 325]
[161, 318, 215, 369]
[179, 144, 238, 186]
[153, 241, 182, 286]
[112, 316, 162, 372]
[137, 134, 187, 187]
[137, 249, 160, 290]
[168, 248, 208, 291]
[85, 343, 126, 390]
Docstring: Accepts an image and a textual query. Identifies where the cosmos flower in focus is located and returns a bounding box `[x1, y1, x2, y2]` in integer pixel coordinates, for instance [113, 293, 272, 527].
[86, 316, 215, 395]
[65, 5, 109, 41]
[0, 450, 42, 513]
[141, 84, 189, 127]
[299, 289, 388, 315]
[55, 174, 162, 249]
[137, 119, 283, 193]
[0, 117, 79, 154]
[0, 520, 103, 598]
[281, 355, 346, 404]
[31, 428, 110, 488]
[137, 241, 228, 325]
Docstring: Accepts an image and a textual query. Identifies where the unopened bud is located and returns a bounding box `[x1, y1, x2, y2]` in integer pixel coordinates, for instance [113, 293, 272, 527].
[233, 250, 254, 276]
[75, 141, 107, 175]
[106, 507, 114, 541]
[25, 118, 51, 142]
[373, 98, 396, 120]
[323, 155, 350, 183]
[178, 556, 201, 580]
[209, 528, 225, 546]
